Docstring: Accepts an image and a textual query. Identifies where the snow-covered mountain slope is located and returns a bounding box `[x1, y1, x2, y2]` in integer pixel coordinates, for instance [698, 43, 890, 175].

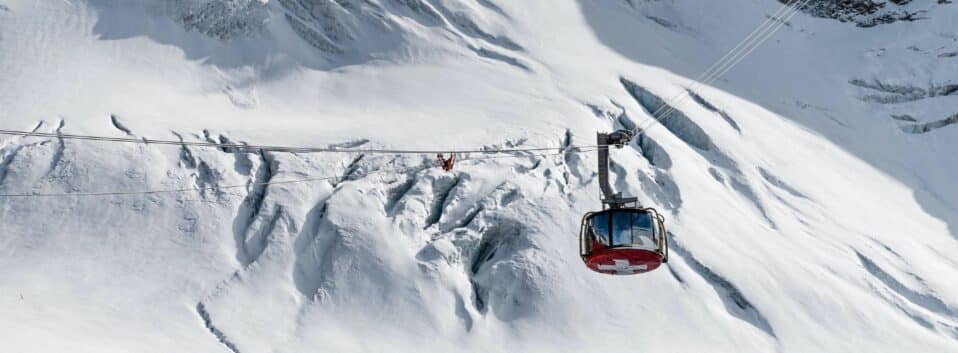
[1, 0, 957, 352]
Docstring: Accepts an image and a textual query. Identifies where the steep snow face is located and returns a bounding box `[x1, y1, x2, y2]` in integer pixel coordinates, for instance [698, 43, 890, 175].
[2, 0, 958, 352]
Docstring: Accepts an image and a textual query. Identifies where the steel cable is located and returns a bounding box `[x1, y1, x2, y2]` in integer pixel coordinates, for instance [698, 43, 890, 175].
[0, 129, 603, 155]
[0, 147, 590, 197]
[633, 0, 810, 135]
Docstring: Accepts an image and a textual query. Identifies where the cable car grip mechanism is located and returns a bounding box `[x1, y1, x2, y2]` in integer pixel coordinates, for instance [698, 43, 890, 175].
[597, 130, 638, 209]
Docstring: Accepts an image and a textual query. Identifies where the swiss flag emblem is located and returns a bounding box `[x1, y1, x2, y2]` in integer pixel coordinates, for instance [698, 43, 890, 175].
[584, 248, 662, 275]
[595, 259, 648, 274]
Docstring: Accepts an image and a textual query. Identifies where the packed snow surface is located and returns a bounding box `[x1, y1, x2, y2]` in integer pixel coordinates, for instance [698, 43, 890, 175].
[1, 0, 957, 352]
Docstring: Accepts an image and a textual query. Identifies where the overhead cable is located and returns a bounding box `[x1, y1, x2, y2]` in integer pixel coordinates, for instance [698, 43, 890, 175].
[0, 129, 601, 155]
[0, 148, 586, 198]
[634, 0, 810, 135]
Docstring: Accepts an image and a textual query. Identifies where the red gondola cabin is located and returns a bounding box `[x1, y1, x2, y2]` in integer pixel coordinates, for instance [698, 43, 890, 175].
[580, 204, 668, 275]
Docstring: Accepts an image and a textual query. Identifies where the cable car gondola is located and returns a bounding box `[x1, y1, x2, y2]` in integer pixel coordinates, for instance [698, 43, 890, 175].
[580, 130, 669, 275]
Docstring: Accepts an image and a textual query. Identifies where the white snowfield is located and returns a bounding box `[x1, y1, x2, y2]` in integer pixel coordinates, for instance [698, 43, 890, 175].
[1, 0, 957, 352]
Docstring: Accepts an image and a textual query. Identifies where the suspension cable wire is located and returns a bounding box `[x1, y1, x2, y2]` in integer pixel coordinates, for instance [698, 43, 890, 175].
[701, 0, 810, 85]
[640, 0, 809, 130]
[635, 0, 810, 134]
[639, 0, 796, 121]
[458, 146, 598, 162]
[0, 147, 587, 198]
[640, 0, 808, 121]
[0, 129, 604, 155]
[633, 0, 810, 135]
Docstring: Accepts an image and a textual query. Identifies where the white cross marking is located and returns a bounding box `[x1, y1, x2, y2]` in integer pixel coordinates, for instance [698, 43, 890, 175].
[596, 259, 648, 274]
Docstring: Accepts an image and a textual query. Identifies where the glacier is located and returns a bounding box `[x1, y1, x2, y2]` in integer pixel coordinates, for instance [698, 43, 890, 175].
[1, 0, 957, 352]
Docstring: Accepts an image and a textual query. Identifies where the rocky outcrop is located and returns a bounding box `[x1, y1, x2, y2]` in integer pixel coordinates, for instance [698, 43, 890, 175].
[782, 0, 946, 27]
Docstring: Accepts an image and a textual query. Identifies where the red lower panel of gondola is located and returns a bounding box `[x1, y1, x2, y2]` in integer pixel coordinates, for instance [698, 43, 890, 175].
[584, 248, 663, 275]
